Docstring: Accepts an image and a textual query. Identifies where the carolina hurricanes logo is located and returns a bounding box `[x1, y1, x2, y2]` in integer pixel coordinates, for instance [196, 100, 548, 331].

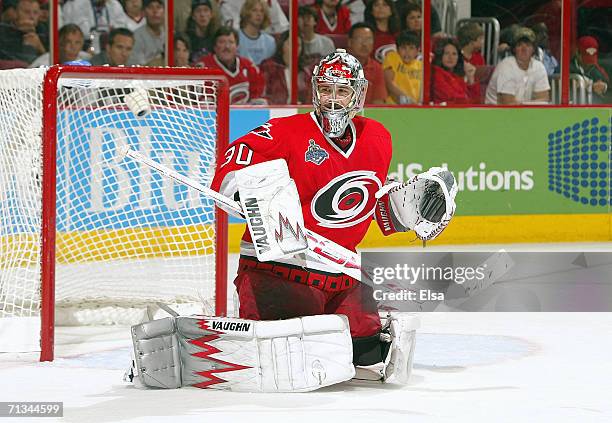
[311, 171, 381, 228]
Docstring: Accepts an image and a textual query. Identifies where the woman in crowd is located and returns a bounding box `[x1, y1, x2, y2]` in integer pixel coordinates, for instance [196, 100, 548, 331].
[260, 31, 311, 104]
[364, 0, 400, 62]
[174, 33, 192, 67]
[431, 37, 479, 104]
[186, 0, 220, 63]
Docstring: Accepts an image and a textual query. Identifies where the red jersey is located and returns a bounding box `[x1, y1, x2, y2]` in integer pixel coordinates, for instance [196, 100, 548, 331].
[211, 112, 392, 269]
[315, 5, 352, 35]
[199, 54, 265, 104]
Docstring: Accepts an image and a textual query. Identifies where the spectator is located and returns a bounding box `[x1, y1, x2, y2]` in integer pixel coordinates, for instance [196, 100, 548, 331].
[347, 22, 387, 104]
[197, 27, 266, 105]
[260, 31, 310, 104]
[90, 26, 134, 65]
[62, 0, 128, 54]
[219, 0, 288, 35]
[0, 0, 48, 65]
[298, 6, 334, 67]
[457, 22, 485, 101]
[238, 0, 275, 66]
[173, 33, 192, 66]
[485, 27, 550, 105]
[364, 0, 400, 63]
[397, 1, 442, 37]
[129, 0, 164, 65]
[497, 24, 519, 61]
[30, 23, 90, 67]
[186, 0, 219, 63]
[457, 22, 485, 67]
[1, 0, 18, 24]
[532, 22, 558, 76]
[571, 36, 609, 103]
[383, 30, 421, 104]
[314, 0, 351, 36]
[431, 37, 479, 104]
[122, 0, 145, 32]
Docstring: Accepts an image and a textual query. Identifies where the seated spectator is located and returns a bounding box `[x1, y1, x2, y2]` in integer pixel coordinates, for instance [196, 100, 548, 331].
[314, 0, 351, 36]
[197, 27, 266, 104]
[174, 33, 191, 66]
[30, 23, 90, 67]
[347, 22, 387, 104]
[571, 36, 609, 103]
[364, 0, 400, 62]
[219, 0, 288, 35]
[186, 0, 219, 63]
[383, 30, 421, 104]
[238, 0, 275, 65]
[1, 0, 18, 24]
[532, 22, 558, 76]
[457, 22, 485, 101]
[457, 22, 485, 66]
[128, 0, 164, 65]
[485, 27, 550, 105]
[62, 0, 128, 54]
[298, 6, 334, 67]
[497, 24, 519, 61]
[122, 0, 145, 32]
[397, 1, 442, 37]
[90, 26, 134, 65]
[431, 37, 479, 104]
[260, 31, 310, 104]
[0, 0, 48, 65]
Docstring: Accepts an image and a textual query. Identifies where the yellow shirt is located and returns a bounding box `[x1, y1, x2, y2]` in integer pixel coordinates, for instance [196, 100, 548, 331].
[383, 51, 422, 104]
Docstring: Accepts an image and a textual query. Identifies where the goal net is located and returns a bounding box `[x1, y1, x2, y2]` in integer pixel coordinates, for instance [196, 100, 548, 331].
[0, 66, 228, 360]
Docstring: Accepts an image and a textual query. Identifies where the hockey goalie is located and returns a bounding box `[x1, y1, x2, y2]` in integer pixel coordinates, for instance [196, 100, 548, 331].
[126, 49, 457, 392]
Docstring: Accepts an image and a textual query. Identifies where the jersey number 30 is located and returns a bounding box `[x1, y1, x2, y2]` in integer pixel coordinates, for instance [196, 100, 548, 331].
[221, 144, 253, 168]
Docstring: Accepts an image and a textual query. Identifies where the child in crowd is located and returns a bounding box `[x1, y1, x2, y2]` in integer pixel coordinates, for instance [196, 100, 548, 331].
[383, 30, 422, 104]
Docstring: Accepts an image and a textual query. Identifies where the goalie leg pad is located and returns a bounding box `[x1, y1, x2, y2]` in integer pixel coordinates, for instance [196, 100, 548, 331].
[129, 314, 355, 392]
[382, 313, 420, 384]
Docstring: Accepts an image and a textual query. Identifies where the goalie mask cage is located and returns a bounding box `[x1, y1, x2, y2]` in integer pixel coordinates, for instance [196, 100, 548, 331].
[0, 66, 229, 361]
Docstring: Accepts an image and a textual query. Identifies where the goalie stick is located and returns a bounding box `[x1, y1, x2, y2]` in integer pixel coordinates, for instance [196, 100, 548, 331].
[119, 146, 363, 281]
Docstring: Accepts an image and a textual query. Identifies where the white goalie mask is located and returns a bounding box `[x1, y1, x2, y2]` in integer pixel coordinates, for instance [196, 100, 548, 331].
[312, 49, 368, 138]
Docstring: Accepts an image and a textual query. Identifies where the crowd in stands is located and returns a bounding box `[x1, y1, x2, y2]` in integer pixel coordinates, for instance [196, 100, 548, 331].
[0, 0, 609, 105]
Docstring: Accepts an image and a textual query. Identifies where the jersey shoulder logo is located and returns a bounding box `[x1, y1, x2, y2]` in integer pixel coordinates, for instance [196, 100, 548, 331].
[311, 171, 382, 228]
[305, 139, 329, 165]
[250, 123, 273, 140]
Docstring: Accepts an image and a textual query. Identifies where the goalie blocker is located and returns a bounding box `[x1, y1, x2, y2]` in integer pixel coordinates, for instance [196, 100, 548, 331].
[125, 313, 419, 392]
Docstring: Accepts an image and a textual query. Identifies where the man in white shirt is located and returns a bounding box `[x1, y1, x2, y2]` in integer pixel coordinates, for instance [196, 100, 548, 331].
[485, 27, 550, 105]
[62, 0, 128, 54]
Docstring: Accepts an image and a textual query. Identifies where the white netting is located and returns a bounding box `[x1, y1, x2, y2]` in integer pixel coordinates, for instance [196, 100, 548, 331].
[0, 68, 223, 330]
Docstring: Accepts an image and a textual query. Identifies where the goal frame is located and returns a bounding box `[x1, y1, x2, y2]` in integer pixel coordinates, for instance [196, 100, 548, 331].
[38, 65, 229, 361]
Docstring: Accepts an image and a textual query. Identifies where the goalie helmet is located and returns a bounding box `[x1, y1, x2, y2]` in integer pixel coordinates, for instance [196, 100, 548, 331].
[312, 49, 368, 138]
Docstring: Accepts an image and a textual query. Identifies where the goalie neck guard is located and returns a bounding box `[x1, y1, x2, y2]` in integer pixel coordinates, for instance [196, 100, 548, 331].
[312, 49, 368, 138]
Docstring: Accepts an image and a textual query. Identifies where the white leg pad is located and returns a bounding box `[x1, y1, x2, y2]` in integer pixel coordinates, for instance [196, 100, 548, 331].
[127, 314, 355, 392]
[382, 313, 420, 384]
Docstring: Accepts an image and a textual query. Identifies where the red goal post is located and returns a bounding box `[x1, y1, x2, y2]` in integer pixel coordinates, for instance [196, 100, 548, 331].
[0, 66, 229, 361]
